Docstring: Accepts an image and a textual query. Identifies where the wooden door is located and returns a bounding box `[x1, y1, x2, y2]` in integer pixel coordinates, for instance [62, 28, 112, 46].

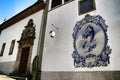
[19, 47, 30, 73]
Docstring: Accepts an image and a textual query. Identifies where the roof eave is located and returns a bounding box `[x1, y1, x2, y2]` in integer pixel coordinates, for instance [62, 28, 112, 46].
[0, 2, 45, 30]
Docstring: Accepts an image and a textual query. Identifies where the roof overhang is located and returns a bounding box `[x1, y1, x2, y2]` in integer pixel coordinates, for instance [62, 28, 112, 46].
[0, 2, 45, 30]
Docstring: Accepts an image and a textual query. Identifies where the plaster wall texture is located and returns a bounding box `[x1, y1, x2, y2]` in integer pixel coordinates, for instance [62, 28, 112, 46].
[0, 10, 44, 74]
[42, 0, 120, 71]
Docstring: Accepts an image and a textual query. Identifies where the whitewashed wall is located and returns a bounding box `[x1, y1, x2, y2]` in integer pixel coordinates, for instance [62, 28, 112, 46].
[0, 10, 44, 74]
[42, 0, 120, 71]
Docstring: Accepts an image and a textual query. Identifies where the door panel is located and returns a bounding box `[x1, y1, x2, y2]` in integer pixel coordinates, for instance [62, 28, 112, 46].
[19, 47, 30, 73]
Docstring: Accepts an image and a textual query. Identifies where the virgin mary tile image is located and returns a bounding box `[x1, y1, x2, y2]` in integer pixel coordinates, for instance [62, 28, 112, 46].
[72, 14, 112, 68]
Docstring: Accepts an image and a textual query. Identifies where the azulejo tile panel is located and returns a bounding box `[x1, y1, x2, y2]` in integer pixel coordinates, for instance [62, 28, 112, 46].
[72, 14, 112, 68]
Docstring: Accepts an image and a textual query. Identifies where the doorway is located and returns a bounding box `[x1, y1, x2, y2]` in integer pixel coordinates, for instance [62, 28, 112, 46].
[18, 47, 30, 73]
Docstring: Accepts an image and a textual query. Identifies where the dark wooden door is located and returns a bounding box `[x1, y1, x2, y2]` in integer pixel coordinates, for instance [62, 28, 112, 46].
[19, 47, 30, 73]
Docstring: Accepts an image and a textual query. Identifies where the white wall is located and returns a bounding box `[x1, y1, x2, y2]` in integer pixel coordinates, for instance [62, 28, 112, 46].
[0, 10, 44, 74]
[42, 0, 120, 71]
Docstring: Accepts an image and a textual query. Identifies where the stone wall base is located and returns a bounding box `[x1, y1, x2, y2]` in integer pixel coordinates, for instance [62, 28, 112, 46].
[41, 71, 120, 80]
[0, 61, 15, 74]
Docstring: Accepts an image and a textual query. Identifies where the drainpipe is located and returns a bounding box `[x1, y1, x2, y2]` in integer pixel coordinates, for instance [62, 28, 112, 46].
[37, 0, 49, 79]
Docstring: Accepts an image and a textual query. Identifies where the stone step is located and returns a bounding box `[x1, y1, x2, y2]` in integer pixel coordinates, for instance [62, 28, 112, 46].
[9, 73, 31, 80]
[10, 76, 28, 80]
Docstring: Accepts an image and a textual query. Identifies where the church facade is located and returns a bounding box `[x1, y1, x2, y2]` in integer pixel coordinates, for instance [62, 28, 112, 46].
[41, 0, 120, 80]
[0, 2, 45, 75]
[0, 0, 120, 80]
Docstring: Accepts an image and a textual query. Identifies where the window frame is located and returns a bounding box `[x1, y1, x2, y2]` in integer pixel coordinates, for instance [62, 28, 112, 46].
[64, 0, 71, 3]
[51, 0, 62, 9]
[9, 40, 16, 55]
[0, 43, 6, 57]
[78, 0, 96, 15]
[50, 0, 73, 10]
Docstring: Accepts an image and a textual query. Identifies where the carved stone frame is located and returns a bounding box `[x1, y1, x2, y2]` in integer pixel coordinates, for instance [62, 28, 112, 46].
[13, 45, 33, 74]
[13, 19, 35, 74]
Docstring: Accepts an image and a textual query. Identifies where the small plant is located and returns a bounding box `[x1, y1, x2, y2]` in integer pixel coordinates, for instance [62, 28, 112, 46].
[32, 55, 39, 80]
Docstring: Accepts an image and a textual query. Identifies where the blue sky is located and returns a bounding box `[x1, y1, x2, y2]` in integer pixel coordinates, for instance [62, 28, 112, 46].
[0, 0, 37, 24]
